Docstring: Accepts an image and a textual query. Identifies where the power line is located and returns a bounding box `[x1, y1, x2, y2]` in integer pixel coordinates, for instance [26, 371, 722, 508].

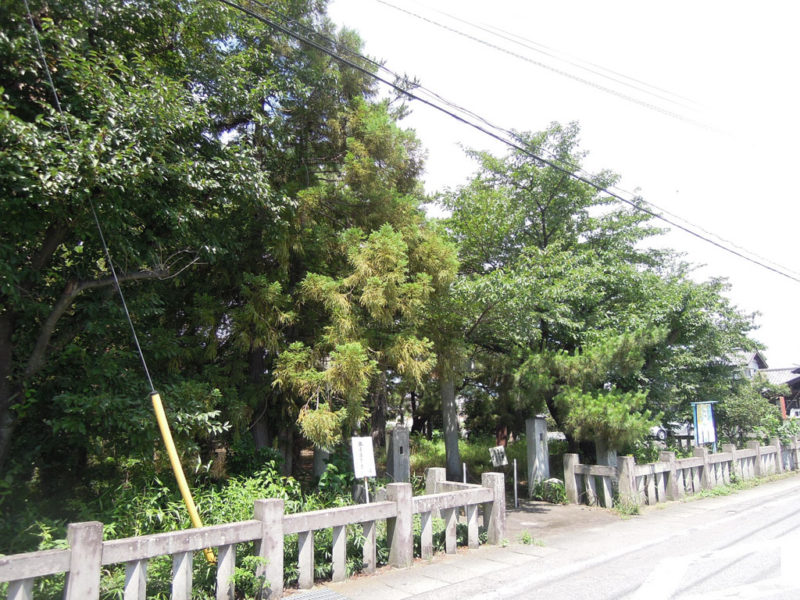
[373, 0, 715, 132]
[216, 0, 800, 286]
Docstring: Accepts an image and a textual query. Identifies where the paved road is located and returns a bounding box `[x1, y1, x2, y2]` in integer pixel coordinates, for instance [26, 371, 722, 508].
[310, 474, 800, 600]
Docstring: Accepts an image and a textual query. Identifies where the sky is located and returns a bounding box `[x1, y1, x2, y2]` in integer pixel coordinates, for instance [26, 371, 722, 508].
[327, 0, 800, 368]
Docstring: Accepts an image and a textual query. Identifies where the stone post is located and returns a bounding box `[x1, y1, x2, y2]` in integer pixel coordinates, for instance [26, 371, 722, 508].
[563, 453, 579, 504]
[481, 472, 506, 545]
[720, 443, 736, 483]
[595, 439, 618, 468]
[526, 416, 549, 497]
[255, 498, 284, 598]
[659, 451, 680, 500]
[693, 446, 711, 490]
[771, 437, 784, 474]
[64, 522, 103, 600]
[386, 427, 411, 482]
[425, 467, 446, 494]
[748, 440, 762, 478]
[386, 482, 413, 568]
[793, 436, 800, 471]
[617, 456, 639, 507]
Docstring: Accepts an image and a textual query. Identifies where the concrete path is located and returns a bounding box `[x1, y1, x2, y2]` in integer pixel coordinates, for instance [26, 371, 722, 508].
[287, 473, 800, 599]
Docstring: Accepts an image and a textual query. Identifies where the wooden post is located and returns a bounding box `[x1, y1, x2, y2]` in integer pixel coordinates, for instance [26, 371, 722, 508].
[386, 482, 413, 568]
[255, 498, 284, 599]
[64, 522, 103, 600]
[563, 454, 579, 504]
[481, 472, 506, 545]
[793, 436, 800, 471]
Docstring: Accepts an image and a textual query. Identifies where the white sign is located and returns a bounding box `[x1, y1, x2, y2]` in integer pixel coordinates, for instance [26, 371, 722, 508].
[489, 445, 508, 467]
[351, 437, 376, 479]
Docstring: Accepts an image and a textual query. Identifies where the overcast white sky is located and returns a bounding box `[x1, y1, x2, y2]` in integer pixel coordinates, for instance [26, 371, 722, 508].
[327, 0, 800, 367]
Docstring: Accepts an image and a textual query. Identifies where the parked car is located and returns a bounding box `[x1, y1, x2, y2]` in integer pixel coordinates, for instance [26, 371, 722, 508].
[650, 421, 694, 441]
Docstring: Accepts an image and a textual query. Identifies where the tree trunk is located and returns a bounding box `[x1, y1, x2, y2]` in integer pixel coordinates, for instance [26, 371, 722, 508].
[495, 424, 508, 447]
[441, 378, 461, 481]
[0, 313, 17, 471]
[370, 372, 388, 448]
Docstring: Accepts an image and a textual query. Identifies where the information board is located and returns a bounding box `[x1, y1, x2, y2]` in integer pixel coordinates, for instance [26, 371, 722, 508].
[351, 436, 376, 479]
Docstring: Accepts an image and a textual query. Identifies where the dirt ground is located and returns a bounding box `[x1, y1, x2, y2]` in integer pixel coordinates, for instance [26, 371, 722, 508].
[504, 497, 624, 544]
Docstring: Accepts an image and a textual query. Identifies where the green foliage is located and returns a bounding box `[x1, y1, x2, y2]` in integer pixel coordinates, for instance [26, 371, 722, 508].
[716, 375, 785, 446]
[531, 479, 567, 505]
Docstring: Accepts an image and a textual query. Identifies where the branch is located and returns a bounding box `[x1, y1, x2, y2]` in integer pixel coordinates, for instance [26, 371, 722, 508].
[23, 268, 167, 379]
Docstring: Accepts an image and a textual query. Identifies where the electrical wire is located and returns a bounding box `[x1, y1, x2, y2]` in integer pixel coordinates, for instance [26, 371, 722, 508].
[373, 0, 715, 132]
[423, 2, 701, 110]
[218, 0, 800, 285]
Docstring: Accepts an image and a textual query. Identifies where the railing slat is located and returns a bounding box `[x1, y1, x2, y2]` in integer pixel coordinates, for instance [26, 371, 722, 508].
[171, 551, 192, 600]
[7, 579, 33, 600]
[297, 530, 314, 589]
[332, 526, 346, 583]
[467, 505, 479, 550]
[124, 559, 147, 600]
[362, 520, 376, 573]
[443, 508, 457, 554]
[216, 544, 235, 600]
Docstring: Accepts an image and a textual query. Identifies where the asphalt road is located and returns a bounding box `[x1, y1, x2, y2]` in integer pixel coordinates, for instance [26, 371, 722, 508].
[320, 474, 800, 600]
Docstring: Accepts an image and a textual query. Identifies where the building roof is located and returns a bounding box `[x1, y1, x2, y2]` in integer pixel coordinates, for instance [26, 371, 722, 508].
[759, 367, 800, 386]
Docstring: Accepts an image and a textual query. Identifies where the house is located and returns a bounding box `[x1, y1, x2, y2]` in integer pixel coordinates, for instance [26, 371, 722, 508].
[759, 367, 800, 413]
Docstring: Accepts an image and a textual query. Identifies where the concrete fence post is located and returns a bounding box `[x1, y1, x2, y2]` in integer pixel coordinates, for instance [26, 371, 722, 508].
[425, 467, 446, 494]
[254, 498, 284, 599]
[563, 453, 580, 504]
[721, 443, 737, 483]
[747, 440, 762, 478]
[481, 472, 506, 545]
[64, 522, 103, 600]
[386, 482, 413, 568]
[659, 451, 679, 500]
[770, 437, 784, 474]
[693, 446, 712, 490]
[617, 456, 639, 507]
[793, 436, 800, 471]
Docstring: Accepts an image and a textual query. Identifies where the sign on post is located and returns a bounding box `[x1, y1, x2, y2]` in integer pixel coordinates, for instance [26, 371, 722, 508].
[692, 401, 718, 453]
[489, 445, 508, 467]
[351, 436, 376, 503]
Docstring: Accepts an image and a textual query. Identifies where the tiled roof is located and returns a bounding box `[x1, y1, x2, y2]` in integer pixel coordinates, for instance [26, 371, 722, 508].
[759, 368, 800, 386]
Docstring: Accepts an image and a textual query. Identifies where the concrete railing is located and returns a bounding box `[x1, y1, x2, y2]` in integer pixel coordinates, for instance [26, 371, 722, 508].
[564, 437, 800, 508]
[0, 470, 504, 600]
